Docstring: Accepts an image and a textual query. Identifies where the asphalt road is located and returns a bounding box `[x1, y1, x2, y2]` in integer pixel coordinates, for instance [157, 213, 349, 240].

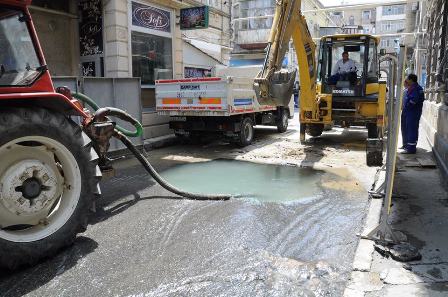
[0, 123, 373, 297]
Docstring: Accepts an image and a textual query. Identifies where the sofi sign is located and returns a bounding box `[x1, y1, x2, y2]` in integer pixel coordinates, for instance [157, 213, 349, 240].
[132, 2, 171, 33]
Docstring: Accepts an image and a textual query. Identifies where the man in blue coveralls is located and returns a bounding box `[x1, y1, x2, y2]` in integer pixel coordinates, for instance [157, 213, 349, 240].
[400, 74, 425, 154]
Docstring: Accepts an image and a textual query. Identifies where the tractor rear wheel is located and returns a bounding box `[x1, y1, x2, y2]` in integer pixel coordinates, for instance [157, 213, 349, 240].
[0, 108, 101, 270]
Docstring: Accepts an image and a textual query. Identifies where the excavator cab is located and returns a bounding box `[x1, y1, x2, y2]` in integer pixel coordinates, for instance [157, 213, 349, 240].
[318, 35, 379, 98]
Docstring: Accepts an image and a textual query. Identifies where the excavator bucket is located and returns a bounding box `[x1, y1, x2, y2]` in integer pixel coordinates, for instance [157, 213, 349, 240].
[254, 68, 297, 106]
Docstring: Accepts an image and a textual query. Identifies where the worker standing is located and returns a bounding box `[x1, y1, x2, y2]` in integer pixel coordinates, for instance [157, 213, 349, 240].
[400, 80, 409, 149]
[400, 74, 425, 154]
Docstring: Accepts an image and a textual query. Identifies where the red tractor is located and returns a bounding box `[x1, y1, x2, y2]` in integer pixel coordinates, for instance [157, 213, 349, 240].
[0, 1, 231, 270]
[0, 1, 101, 269]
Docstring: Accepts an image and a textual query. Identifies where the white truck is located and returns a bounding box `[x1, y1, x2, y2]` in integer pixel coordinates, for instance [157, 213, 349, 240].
[155, 66, 294, 147]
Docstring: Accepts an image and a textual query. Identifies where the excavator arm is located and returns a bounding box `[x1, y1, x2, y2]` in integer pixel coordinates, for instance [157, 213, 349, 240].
[254, 0, 317, 114]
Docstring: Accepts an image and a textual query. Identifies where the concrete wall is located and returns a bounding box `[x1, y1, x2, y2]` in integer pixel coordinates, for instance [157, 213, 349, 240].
[421, 102, 448, 187]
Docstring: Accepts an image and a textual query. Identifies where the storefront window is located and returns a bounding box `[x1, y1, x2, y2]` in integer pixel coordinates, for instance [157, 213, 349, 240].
[131, 31, 172, 85]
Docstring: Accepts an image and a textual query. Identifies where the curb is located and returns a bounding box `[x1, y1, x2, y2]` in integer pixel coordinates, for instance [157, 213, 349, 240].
[344, 182, 384, 296]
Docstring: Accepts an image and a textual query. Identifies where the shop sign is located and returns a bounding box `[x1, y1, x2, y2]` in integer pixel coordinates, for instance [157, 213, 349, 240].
[180, 6, 209, 30]
[132, 2, 171, 33]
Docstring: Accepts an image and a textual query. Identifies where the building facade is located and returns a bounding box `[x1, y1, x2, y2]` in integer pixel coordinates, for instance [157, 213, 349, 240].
[230, 0, 330, 66]
[29, 0, 230, 140]
[375, 2, 421, 53]
[418, 0, 448, 185]
[322, 1, 420, 54]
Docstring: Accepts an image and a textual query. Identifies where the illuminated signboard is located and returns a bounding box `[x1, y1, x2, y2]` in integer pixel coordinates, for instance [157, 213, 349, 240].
[180, 6, 209, 30]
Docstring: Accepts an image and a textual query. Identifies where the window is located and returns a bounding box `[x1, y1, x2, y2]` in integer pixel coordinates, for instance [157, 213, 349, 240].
[349, 16, 355, 26]
[131, 31, 172, 86]
[380, 20, 405, 32]
[330, 43, 365, 76]
[367, 39, 378, 82]
[206, 0, 220, 9]
[380, 36, 400, 48]
[362, 10, 371, 20]
[236, 0, 275, 30]
[382, 5, 405, 16]
[0, 8, 42, 86]
[330, 11, 344, 25]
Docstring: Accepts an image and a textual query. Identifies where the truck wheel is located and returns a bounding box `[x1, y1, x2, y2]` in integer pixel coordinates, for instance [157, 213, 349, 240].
[0, 108, 101, 270]
[306, 124, 324, 137]
[367, 123, 379, 138]
[276, 109, 289, 133]
[237, 117, 254, 147]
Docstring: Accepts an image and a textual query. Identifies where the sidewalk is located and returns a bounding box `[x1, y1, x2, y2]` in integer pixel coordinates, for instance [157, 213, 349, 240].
[345, 129, 448, 296]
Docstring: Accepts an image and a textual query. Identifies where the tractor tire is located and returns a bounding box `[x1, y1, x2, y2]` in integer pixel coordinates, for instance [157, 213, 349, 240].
[367, 123, 379, 138]
[306, 124, 324, 137]
[0, 108, 101, 270]
[237, 117, 254, 147]
[276, 108, 289, 133]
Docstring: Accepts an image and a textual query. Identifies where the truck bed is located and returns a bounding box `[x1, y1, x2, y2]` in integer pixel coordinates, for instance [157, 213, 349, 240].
[155, 76, 277, 117]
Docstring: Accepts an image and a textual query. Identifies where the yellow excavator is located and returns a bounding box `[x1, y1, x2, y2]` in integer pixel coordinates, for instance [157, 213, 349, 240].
[253, 0, 387, 166]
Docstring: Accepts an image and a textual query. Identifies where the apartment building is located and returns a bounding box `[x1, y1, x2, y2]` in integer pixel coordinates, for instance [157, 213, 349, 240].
[328, 6, 376, 35]
[230, 0, 330, 66]
[323, 1, 420, 54]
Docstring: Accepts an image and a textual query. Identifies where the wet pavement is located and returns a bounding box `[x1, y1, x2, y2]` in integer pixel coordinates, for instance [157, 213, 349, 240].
[345, 128, 448, 297]
[0, 120, 374, 297]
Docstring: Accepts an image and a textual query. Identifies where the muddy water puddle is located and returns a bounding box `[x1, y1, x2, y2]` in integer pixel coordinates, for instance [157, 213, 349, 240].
[161, 159, 363, 202]
[0, 160, 369, 297]
[151, 159, 368, 296]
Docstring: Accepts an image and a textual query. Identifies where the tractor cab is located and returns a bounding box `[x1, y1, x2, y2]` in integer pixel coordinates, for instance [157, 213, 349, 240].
[317, 34, 379, 98]
[0, 5, 43, 88]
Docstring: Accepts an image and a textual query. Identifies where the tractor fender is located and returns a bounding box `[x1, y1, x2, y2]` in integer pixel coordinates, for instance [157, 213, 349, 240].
[0, 92, 88, 117]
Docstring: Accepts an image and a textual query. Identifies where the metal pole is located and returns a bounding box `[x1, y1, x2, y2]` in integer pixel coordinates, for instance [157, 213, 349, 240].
[364, 45, 407, 244]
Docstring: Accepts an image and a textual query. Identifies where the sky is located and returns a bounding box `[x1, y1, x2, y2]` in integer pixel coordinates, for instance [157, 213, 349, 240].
[320, 0, 398, 6]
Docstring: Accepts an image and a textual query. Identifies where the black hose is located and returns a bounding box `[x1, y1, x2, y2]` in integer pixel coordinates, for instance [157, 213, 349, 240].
[115, 131, 232, 201]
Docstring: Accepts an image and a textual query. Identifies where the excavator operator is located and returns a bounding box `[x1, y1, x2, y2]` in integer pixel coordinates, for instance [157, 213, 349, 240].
[329, 51, 357, 85]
